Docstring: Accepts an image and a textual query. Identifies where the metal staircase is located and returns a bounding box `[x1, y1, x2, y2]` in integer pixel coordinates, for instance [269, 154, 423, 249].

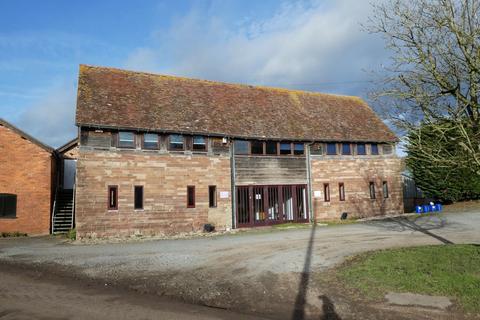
[52, 189, 74, 234]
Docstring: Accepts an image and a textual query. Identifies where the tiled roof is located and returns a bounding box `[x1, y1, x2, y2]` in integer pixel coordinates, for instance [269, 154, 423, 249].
[75, 65, 398, 142]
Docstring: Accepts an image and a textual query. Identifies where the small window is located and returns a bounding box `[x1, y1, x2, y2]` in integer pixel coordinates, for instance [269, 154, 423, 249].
[342, 143, 351, 155]
[0, 194, 17, 218]
[280, 142, 292, 155]
[357, 143, 366, 155]
[134, 186, 143, 210]
[339, 183, 345, 201]
[383, 145, 393, 155]
[169, 134, 184, 150]
[143, 133, 159, 150]
[265, 141, 277, 155]
[326, 143, 337, 155]
[108, 186, 118, 210]
[251, 141, 264, 155]
[371, 143, 379, 155]
[383, 181, 389, 198]
[209, 185, 217, 208]
[193, 136, 207, 151]
[118, 132, 135, 148]
[323, 184, 330, 202]
[187, 186, 195, 208]
[234, 140, 249, 155]
[369, 182, 376, 199]
[293, 143, 304, 155]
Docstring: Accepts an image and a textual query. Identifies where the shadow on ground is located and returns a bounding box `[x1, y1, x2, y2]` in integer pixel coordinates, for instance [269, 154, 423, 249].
[365, 215, 453, 244]
[292, 223, 342, 320]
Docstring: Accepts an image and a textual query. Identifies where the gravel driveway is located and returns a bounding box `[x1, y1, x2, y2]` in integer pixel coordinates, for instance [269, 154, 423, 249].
[1, 209, 479, 319]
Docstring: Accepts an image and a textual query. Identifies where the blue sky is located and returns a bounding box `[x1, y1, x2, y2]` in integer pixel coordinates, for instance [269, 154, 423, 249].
[0, 0, 389, 147]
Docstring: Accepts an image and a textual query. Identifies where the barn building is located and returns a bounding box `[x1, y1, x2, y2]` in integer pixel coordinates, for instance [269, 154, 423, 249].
[74, 65, 403, 238]
[0, 118, 55, 235]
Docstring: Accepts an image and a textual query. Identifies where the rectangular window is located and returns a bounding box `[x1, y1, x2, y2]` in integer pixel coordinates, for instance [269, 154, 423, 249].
[169, 134, 184, 150]
[342, 143, 351, 155]
[357, 143, 366, 155]
[280, 142, 292, 155]
[265, 141, 277, 155]
[0, 194, 17, 218]
[369, 182, 376, 199]
[118, 131, 135, 148]
[209, 185, 217, 208]
[187, 186, 195, 208]
[371, 143, 379, 155]
[383, 181, 389, 198]
[108, 186, 118, 210]
[193, 136, 207, 151]
[134, 186, 143, 210]
[251, 141, 264, 155]
[326, 143, 337, 155]
[143, 133, 159, 150]
[234, 140, 249, 155]
[339, 183, 345, 201]
[293, 143, 305, 155]
[323, 184, 330, 202]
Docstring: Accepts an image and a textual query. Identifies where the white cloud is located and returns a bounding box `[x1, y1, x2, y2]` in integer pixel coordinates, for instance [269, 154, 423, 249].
[16, 81, 77, 148]
[124, 0, 387, 95]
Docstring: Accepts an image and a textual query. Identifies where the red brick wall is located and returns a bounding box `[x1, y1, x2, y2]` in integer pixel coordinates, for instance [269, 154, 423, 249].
[0, 125, 53, 235]
[75, 148, 232, 238]
[310, 157, 404, 220]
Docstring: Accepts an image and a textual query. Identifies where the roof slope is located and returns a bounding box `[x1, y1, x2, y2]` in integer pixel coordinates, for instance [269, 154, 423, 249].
[76, 65, 398, 142]
[0, 118, 53, 152]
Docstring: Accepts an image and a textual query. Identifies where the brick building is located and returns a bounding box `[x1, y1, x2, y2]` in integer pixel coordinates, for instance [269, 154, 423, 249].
[75, 65, 403, 238]
[0, 118, 55, 235]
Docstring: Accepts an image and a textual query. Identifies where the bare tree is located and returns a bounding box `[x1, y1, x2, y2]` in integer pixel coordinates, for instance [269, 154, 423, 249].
[368, 0, 480, 172]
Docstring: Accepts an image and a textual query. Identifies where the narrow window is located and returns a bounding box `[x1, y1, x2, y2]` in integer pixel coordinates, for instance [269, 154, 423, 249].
[251, 141, 264, 155]
[193, 136, 207, 151]
[169, 134, 184, 150]
[209, 185, 217, 208]
[234, 140, 249, 155]
[0, 194, 17, 218]
[265, 141, 278, 155]
[342, 143, 351, 155]
[371, 143, 379, 155]
[326, 143, 337, 155]
[293, 143, 305, 155]
[383, 145, 393, 155]
[108, 186, 118, 210]
[143, 133, 159, 150]
[280, 142, 292, 155]
[187, 186, 195, 208]
[339, 183, 345, 201]
[134, 186, 143, 210]
[118, 132, 135, 148]
[323, 184, 330, 202]
[357, 143, 366, 155]
[383, 181, 389, 198]
[369, 182, 376, 199]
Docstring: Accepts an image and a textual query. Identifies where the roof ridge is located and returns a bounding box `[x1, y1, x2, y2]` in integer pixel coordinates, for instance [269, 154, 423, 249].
[0, 118, 54, 152]
[79, 64, 366, 102]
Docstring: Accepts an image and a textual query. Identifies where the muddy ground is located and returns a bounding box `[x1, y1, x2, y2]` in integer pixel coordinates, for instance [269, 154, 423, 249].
[1, 207, 479, 319]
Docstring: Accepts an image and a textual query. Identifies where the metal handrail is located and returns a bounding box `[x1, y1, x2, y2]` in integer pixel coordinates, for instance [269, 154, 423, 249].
[51, 185, 58, 234]
[71, 182, 76, 229]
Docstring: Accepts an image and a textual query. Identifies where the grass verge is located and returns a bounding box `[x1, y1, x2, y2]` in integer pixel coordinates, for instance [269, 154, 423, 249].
[338, 244, 480, 313]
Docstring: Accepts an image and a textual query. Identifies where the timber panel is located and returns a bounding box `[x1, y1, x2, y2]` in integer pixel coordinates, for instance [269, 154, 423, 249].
[235, 156, 307, 185]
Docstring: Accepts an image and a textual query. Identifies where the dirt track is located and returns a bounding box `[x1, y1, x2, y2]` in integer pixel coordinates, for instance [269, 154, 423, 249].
[0, 208, 479, 319]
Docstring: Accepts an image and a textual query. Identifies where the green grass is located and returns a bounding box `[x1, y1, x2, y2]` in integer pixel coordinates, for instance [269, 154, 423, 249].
[272, 222, 311, 230]
[66, 228, 76, 240]
[338, 244, 480, 312]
